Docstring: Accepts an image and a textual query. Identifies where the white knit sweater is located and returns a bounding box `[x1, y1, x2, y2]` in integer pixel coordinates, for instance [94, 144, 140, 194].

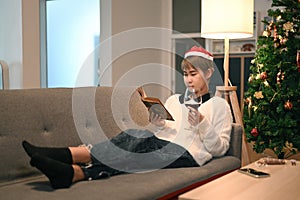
[154, 94, 233, 166]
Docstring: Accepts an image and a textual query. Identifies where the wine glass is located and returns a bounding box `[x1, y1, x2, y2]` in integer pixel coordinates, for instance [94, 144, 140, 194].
[183, 88, 202, 130]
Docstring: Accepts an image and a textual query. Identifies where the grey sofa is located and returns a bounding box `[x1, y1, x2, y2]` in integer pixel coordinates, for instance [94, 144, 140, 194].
[0, 87, 242, 200]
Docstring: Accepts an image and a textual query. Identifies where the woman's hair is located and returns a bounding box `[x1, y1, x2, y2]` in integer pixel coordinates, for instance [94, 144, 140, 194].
[181, 56, 214, 74]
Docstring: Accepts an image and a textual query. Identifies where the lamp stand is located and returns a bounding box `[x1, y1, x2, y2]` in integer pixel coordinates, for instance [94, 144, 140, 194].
[224, 37, 230, 87]
[215, 37, 250, 166]
[0, 60, 9, 90]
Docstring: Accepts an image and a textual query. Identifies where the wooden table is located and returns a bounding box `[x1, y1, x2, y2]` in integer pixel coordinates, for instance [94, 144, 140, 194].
[179, 160, 300, 200]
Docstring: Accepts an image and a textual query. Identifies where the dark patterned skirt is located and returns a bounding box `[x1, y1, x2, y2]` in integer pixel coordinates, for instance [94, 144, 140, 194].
[81, 129, 198, 180]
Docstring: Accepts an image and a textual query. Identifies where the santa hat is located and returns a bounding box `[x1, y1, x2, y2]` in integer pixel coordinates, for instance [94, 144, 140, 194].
[184, 46, 213, 61]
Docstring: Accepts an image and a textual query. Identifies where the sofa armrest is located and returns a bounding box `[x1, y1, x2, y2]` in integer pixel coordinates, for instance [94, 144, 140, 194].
[226, 123, 242, 160]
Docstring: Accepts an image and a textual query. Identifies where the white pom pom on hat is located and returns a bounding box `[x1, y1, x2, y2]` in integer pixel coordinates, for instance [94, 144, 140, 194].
[184, 46, 213, 61]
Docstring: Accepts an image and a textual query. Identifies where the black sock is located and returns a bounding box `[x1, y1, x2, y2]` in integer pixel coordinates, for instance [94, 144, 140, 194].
[22, 140, 73, 164]
[30, 154, 74, 189]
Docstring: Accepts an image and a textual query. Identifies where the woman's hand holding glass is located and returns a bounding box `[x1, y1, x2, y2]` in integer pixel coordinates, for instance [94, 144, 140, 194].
[187, 106, 204, 127]
[184, 88, 202, 130]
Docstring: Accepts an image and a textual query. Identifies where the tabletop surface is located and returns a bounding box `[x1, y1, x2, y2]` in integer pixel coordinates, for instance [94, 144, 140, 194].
[179, 160, 300, 200]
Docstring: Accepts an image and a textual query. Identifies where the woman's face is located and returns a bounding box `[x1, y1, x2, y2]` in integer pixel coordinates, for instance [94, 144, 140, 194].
[183, 66, 209, 96]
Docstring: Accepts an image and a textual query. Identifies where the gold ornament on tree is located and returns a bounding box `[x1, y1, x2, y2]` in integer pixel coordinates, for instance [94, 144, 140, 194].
[284, 100, 293, 110]
[280, 36, 288, 45]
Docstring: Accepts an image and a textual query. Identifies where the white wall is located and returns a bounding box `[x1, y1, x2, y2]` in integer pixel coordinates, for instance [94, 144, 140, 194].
[255, 0, 273, 34]
[111, 0, 172, 86]
[0, 0, 23, 89]
[255, 0, 272, 17]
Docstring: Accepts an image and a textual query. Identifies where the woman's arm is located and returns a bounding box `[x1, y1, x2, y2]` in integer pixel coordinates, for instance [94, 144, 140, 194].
[197, 97, 233, 157]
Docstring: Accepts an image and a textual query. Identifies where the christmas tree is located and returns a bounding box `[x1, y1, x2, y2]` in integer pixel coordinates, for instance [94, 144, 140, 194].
[244, 0, 300, 159]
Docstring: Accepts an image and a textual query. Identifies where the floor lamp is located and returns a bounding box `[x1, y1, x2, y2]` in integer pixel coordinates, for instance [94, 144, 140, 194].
[201, 0, 254, 165]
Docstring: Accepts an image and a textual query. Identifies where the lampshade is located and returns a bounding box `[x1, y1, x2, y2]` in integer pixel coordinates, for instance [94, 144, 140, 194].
[201, 0, 254, 39]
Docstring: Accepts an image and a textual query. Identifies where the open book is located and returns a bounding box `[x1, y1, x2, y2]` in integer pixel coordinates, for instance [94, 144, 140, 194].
[136, 87, 174, 121]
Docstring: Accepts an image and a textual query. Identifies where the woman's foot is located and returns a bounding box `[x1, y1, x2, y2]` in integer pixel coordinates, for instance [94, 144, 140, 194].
[30, 154, 74, 189]
[22, 140, 73, 164]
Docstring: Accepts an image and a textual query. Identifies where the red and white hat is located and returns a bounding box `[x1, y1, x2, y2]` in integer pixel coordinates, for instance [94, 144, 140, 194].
[184, 46, 213, 61]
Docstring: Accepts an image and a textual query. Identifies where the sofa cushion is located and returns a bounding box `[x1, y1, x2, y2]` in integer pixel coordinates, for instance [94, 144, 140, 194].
[0, 156, 240, 200]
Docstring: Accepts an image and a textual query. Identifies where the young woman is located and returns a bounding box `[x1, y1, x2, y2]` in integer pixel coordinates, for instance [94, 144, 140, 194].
[22, 46, 232, 189]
